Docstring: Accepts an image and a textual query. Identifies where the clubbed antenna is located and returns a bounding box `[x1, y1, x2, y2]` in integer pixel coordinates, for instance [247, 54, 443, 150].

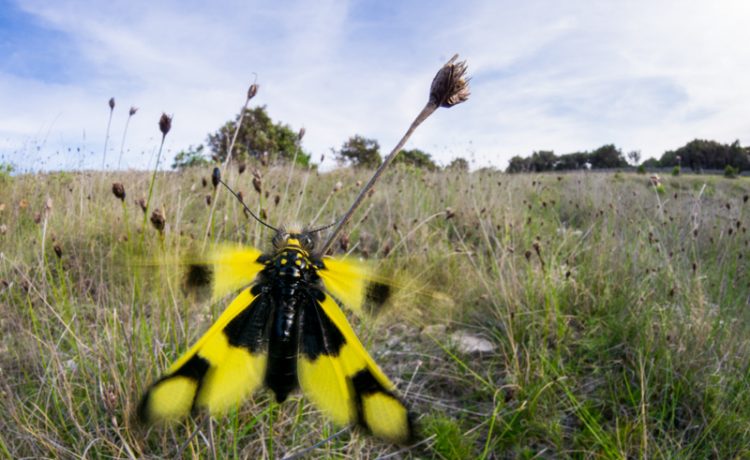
[212, 167, 279, 232]
[319, 54, 470, 255]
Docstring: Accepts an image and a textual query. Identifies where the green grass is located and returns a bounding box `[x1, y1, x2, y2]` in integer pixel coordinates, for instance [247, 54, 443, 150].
[2, 166, 750, 458]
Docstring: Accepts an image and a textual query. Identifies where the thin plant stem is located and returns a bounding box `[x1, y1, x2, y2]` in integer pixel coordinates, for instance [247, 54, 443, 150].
[319, 102, 437, 255]
[117, 114, 133, 170]
[202, 96, 253, 250]
[103, 106, 114, 170]
[141, 133, 166, 245]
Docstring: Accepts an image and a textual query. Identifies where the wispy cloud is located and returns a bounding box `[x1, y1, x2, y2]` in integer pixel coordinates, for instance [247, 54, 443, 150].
[2, 0, 750, 171]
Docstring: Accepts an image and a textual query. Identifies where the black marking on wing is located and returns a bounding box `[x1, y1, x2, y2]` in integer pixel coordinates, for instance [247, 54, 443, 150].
[137, 354, 210, 424]
[300, 292, 346, 361]
[352, 368, 415, 442]
[223, 293, 272, 354]
[365, 282, 392, 314]
[185, 264, 212, 289]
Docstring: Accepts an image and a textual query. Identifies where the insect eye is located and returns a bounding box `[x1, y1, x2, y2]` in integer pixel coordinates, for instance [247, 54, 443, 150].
[272, 232, 288, 248]
[300, 234, 315, 250]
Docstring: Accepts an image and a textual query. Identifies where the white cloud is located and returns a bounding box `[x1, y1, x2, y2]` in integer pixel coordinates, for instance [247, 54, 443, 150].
[2, 0, 750, 172]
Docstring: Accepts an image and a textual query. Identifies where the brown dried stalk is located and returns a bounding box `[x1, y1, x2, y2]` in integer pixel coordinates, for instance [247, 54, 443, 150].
[318, 54, 469, 255]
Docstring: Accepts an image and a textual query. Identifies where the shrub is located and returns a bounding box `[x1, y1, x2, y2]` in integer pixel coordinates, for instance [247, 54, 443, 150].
[725, 165, 739, 179]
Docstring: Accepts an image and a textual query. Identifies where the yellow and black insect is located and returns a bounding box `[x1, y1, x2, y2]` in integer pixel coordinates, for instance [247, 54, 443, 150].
[137, 169, 413, 444]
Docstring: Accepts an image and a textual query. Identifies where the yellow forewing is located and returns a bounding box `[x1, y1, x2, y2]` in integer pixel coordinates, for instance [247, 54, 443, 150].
[205, 245, 264, 302]
[139, 288, 267, 422]
[318, 257, 372, 314]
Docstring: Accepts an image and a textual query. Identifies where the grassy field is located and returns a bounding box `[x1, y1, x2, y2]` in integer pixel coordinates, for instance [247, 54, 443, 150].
[2, 165, 750, 459]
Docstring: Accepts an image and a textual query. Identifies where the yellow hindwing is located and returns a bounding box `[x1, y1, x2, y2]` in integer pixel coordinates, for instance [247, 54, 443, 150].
[138, 287, 267, 422]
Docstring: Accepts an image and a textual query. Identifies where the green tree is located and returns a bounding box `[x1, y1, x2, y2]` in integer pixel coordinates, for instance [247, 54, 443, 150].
[506, 155, 530, 173]
[393, 148, 438, 171]
[447, 157, 469, 172]
[206, 106, 310, 166]
[554, 151, 589, 171]
[336, 135, 382, 169]
[529, 150, 557, 172]
[589, 144, 627, 169]
[172, 145, 210, 169]
[659, 139, 750, 172]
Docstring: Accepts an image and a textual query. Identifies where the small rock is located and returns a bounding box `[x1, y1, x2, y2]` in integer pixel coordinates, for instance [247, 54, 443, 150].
[451, 331, 496, 354]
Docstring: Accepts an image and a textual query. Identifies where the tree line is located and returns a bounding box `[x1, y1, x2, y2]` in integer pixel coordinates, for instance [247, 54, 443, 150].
[172, 106, 749, 174]
[506, 140, 750, 174]
[172, 106, 468, 171]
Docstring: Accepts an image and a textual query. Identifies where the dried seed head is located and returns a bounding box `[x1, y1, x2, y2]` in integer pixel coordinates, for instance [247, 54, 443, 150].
[211, 169, 220, 189]
[112, 183, 126, 201]
[445, 207, 455, 219]
[252, 176, 262, 194]
[54, 244, 63, 259]
[274, 194, 280, 206]
[129, 106, 138, 116]
[339, 234, 350, 252]
[138, 198, 147, 213]
[34, 212, 42, 224]
[202, 177, 208, 188]
[238, 163, 247, 174]
[159, 113, 172, 136]
[237, 191, 244, 202]
[109, 97, 115, 110]
[205, 195, 212, 206]
[429, 54, 470, 108]
[333, 181, 343, 193]
[247, 83, 259, 100]
[150, 209, 165, 232]
[45, 197, 53, 212]
[298, 127, 306, 141]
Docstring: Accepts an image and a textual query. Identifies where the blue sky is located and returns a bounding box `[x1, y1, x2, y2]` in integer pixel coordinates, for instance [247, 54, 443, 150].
[2, 0, 750, 171]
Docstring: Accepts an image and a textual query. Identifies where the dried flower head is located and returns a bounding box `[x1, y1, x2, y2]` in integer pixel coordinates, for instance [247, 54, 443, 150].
[150, 209, 165, 232]
[238, 163, 247, 174]
[54, 244, 63, 259]
[333, 181, 343, 193]
[138, 198, 147, 213]
[45, 197, 53, 212]
[247, 83, 259, 100]
[159, 113, 172, 136]
[298, 127, 306, 141]
[429, 54, 470, 108]
[129, 106, 138, 116]
[109, 97, 115, 110]
[252, 176, 262, 194]
[112, 183, 126, 201]
[339, 234, 350, 252]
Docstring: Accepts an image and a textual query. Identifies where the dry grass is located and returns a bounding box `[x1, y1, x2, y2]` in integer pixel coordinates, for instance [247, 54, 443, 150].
[2, 166, 750, 458]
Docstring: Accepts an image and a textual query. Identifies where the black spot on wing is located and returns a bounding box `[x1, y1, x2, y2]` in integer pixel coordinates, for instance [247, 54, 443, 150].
[300, 293, 346, 361]
[365, 282, 392, 314]
[223, 292, 272, 354]
[185, 264, 212, 289]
